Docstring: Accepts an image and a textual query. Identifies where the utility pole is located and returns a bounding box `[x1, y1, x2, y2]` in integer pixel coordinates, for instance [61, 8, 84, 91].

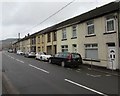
[18, 33, 20, 50]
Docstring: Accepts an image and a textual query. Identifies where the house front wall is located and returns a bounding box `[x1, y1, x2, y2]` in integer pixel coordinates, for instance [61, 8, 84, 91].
[36, 34, 45, 53]
[44, 31, 57, 55]
[77, 13, 118, 69]
[20, 41, 23, 51]
[25, 39, 31, 52]
[57, 26, 77, 53]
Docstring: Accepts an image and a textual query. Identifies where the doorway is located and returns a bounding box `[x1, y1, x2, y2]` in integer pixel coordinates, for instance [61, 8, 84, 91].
[107, 47, 116, 70]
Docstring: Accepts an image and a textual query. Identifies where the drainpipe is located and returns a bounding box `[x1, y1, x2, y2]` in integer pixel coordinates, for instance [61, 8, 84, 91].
[51, 32, 54, 55]
[117, 1, 120, 70]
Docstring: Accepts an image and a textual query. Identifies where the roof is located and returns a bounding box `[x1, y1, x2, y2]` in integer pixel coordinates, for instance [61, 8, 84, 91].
[13, 1, 119, 45]
[55, 1, 119, 29]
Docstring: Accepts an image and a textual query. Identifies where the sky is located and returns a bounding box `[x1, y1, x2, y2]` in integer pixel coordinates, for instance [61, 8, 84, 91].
[1, 0, 116, 40]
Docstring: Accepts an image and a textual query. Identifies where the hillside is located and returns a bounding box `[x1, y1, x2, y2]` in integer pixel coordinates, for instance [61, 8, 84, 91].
[0, 38, 18, 50]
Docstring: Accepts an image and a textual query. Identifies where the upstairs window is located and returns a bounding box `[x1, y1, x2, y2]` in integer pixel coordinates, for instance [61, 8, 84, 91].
[31, 38, 36, 45]
[37, 36, 40, 44]
[47, 33, 51, 42]
[62, 28, 67, 40]
[53, 32, 57, 41]
[72, 25, 77, 38]
[87, 20, 94, 35]
[106, 18, 115, 33]
[42, 35, 44, 43]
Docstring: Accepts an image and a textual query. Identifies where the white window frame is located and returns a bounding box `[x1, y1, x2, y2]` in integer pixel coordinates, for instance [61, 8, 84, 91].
[72, 25, 77, 38]
[87, 20, 95, 35]
[106, 18, 115, 33]
[61, 45, 68, 52]
[62, 28, 67, 39]
[38, 36, 40, 44]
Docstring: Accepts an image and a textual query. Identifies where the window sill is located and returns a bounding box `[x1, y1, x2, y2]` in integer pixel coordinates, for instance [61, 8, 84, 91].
[71, 37, 77, 39]
[103, 31, 116, 35]
[61, 39, 67, 41]
[85, 34, 96, 37]
[83, 58, 100, 62]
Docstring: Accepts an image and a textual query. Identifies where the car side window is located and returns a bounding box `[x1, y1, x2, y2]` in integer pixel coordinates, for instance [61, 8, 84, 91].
[55, 54, 59, 57]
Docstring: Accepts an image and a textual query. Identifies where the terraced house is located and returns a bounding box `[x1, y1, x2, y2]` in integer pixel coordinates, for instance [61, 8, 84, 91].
[12, 1, 120, 70]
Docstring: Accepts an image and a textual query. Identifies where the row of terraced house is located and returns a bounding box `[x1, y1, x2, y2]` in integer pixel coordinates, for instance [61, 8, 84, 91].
[12, 1, 120, 70]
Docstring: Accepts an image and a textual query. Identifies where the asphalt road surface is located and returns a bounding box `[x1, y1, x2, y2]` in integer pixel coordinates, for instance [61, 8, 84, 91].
[2, 51, 119, 95]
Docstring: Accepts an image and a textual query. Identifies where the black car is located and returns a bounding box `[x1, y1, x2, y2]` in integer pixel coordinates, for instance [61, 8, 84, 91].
[48, 52, 82, 68]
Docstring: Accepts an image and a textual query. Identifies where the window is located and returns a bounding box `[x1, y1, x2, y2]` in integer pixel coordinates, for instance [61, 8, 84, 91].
[62, 28, 67, 39]
[61, 45, 68, 52]
[42, 35, 44, 43]
[31, 38, 36, 45]
[37, 36, 40, 44]
[47, 33, 51, 42]
[72, 25, 77, 38]
[106, 18, 115, 32]
[53, 32, 57, 41]
[85, 44, 98, 60]
[87, 20, 94, 35]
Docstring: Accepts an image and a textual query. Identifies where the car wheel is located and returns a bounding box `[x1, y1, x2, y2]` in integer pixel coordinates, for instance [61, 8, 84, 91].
[61, 61, 65, 67]
[40, 56, 42, 60]
[49, 59, 52, 64]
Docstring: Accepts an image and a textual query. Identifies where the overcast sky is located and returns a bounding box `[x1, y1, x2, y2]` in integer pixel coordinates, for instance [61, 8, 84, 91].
[1, 0, 116, 40]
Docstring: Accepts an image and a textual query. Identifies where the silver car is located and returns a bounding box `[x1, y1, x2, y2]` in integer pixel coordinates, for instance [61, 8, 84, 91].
[24, 52, 36, 58]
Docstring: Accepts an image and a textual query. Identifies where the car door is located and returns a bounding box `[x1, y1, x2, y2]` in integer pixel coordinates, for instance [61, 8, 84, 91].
[71, 53, 81, 64]
[53, 53, 63, 65]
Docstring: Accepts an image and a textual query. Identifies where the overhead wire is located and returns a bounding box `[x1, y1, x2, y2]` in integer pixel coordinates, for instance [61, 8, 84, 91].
[21, 0, 76, 34]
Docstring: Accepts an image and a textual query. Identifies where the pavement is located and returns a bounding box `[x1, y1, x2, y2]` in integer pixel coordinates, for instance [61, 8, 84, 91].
[81, 64, 120, 77]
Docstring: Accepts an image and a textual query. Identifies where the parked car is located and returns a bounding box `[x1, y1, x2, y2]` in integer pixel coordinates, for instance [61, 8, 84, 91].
[24, 52, 36, 58]
[48, 52, 82, 68]
[8, 49, 13, 53]
[17, 50, 24, 55]
[36, 52, 52, 61]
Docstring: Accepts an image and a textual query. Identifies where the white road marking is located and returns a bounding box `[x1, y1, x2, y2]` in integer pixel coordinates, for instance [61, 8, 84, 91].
[7, 55, 11, 57]
[77, 69, 81, 71]
[86, 73, 101, 77]
[105, 74, 111, 76]
[10, 56, 15, 59]
[64, 79, 108, 96]
[15, 59, 24, 63]
[67, 68, 72, 70]
[29, 64, 49, 74]
[76, 70, 80, 72]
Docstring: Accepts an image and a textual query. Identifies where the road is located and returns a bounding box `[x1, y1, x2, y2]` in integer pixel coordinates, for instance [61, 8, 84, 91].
[2, 51, 119, 95]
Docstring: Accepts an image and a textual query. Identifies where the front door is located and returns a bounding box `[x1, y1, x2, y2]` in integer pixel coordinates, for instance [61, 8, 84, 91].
[108, 47, 116, 70]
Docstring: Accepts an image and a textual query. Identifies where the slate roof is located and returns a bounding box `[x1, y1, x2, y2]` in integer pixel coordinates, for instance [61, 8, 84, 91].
[13, 1, 119, 44]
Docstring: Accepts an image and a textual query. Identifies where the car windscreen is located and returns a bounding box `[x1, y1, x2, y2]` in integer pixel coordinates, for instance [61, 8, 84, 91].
[72, 53, 80, 59]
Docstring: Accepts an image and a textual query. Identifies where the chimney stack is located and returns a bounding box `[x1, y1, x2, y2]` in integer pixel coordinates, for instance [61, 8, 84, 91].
[18, 33, 20, 39]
